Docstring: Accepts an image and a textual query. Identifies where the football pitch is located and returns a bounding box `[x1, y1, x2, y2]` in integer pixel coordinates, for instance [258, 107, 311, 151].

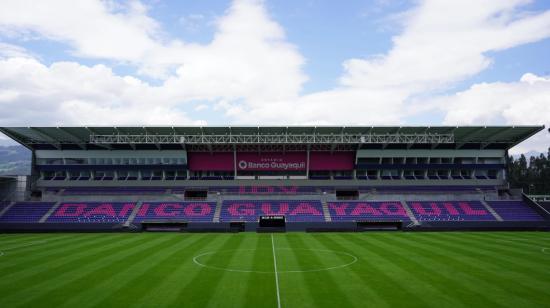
[0, 232, 549, 308]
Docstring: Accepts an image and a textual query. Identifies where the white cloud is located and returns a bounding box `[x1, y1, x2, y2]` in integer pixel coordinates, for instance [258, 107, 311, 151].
[216, 0, 550, 126]
[0, 0, 306, 125]
[0, 0, 549, 154]
[341, 0, 550, 92]
[0, 57, 201, 126]
[0, 41, 35, 59]
[0, 0, 307, 93]
[436, 73, 550, 153]
[0, 0, 160, 63]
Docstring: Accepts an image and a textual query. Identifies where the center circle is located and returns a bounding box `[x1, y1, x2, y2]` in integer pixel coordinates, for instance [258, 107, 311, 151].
[193, 248, 357, 273]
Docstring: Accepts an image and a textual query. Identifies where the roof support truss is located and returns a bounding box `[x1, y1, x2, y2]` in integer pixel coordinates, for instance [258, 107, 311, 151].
[89, 133, 455, 145]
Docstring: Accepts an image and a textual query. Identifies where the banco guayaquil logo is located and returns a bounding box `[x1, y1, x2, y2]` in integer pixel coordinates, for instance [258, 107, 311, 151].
[238, 160, 247, 169]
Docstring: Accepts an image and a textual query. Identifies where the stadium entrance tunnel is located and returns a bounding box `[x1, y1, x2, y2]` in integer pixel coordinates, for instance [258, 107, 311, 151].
[184, 190, 208, 200]
[193, 248, 357, 273]
[336, 190, 359, 200]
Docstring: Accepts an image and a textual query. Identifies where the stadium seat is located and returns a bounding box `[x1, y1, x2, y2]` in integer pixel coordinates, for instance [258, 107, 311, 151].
[47, 202, 136, 223]
[134, 202, 216, 222]
[0, 202, 55, 223]
[328, 201, 410, 221]
[487, 201, 544, 221]
[220, 200, 325, 222]
[408, 201, 495, 221]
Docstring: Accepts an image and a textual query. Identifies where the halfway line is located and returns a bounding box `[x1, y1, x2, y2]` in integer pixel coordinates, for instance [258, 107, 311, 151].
[271, 233, 282, 308]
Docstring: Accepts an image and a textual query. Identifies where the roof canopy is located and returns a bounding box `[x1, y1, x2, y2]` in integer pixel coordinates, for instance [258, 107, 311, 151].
[0, 126, 544, 150]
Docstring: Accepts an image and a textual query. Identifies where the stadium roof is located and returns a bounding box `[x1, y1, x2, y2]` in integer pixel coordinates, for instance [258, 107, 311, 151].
[0, 126, 544, 150]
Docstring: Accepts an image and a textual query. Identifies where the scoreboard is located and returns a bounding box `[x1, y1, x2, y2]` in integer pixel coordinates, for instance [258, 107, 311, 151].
[259, 215, 285, 227]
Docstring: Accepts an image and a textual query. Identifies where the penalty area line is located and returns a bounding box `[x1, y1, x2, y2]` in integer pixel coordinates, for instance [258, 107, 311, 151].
[271, 233, 282, 308]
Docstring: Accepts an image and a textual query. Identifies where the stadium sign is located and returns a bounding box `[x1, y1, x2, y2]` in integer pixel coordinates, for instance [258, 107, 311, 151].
[236, 152, 306, 171]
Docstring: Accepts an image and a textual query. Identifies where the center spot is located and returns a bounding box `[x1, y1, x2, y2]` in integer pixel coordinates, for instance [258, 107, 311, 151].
[193, 248, 357, 273]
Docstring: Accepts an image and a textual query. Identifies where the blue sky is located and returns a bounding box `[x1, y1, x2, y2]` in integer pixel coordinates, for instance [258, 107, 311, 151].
[0, 0, 549, 153]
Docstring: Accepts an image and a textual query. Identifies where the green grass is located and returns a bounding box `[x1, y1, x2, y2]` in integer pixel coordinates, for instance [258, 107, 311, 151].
[1, 232, 549, 307]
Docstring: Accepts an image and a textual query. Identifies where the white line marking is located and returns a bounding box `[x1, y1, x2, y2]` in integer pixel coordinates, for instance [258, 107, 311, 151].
[192, 248, 357, 273]
[0, 240, 48, 257]
[271, 234, 282, 308]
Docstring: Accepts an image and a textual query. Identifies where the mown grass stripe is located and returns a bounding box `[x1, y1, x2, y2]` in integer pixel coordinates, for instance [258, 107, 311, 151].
[283, 233, 356, 308]
[204, 233, 259, 307]
[460, 232, 550, 258]
[66, 234, 208, 308]
[404, 232, 550, 307]
[338, 233, 451, 308]
[0, 233, 102, 263]
[0, 233, 122, 278]
[168, 234, 247, 307]
[22, 234, 186, 307]
[274, 233, 313, 308]
[242, 234, 275, 307]
[411, 233, 550, 305]
[0, 234, 53, 245]
[429, 232, 550, 278]
[0, 234, 149, 306]
[430, 232, 550, 279]
[312, 233, 391, 307]
[131, 234, 228, 308]
[377, 233, 510, 307]
[1, 232, 549, 308]
[364, 233, 478, 307]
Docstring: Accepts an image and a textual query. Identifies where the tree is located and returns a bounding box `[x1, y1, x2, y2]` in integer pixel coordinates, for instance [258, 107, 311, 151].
[507, 151, 550, 194]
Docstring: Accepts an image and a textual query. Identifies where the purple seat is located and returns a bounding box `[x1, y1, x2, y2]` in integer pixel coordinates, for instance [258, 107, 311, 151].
[220, 200, 324, 222]
[328, 201, 410, 221]
[47, 202, 135, 223]
[408, 201, 495, 221]
[134, 202, 216, 222]
[487, 201, 544, 221]
[0, 202, 55, 223]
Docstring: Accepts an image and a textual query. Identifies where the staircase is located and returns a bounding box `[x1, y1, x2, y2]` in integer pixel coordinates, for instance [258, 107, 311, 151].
[213, 196, 223, 222]
[0, 201, 15, 219]
[39, 201, 61, 223]
[400, 201, 419, 225]
[480, 200, 503, 221]
[124, 201, 143, 227]
[321, 195, 332, 222]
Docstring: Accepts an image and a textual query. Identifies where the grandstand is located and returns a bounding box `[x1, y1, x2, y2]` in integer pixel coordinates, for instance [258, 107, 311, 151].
[0, 125, 548, 232]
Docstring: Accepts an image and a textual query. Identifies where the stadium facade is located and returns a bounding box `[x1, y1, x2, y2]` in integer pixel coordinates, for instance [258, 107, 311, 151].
[0, 125, 549, 232]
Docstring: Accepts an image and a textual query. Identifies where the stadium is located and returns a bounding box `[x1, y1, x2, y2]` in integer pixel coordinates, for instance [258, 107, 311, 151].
[0, 125, 549, 307]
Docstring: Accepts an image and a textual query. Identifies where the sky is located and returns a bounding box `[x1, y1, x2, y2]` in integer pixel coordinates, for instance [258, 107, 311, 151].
[0, 0, 549, 154]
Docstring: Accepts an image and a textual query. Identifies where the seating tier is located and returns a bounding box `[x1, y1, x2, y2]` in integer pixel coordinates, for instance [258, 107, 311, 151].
[220, 200, 324, 222]
[328, 201, 410, 221]
[47, 202, 136, 223]
[408, 201, 495, 221]
[487, 201, 544, 221]
[0, 202, 55, 223]
[133, 202, 217, 222]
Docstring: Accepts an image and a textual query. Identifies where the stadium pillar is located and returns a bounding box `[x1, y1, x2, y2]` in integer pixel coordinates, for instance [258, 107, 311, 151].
[306, 146, 310, 178]
[233, 145, 237, 177]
